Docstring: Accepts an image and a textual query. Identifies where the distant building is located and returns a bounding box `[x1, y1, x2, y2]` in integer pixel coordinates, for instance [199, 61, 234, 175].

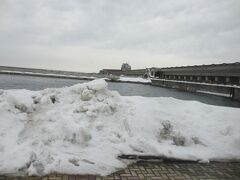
[121, 63, 131, 71]
[99, 63, 147, 77]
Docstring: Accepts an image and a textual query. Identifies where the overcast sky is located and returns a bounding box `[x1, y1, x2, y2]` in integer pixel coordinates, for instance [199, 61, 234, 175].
[0, 0, 240, 72]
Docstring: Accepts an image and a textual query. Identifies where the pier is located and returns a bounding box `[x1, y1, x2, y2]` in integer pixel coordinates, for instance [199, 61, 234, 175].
[150, 62, 240, 101]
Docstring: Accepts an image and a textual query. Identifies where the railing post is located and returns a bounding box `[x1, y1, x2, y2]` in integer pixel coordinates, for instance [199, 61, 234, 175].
[230, 87, 234, 100]
[197, 76, 201, 82]
[226, 77, 230, 84]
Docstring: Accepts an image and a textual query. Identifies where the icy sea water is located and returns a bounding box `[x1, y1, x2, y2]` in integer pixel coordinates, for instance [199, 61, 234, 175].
[0, 74, 240, 108]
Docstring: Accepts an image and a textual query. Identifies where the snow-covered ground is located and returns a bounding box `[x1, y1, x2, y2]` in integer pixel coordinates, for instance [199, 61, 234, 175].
[119, 76, 151, 83]
[0, 79, 239, 176]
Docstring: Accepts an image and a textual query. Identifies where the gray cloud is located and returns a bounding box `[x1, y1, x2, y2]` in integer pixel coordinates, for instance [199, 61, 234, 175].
[0, 0, 240, 72]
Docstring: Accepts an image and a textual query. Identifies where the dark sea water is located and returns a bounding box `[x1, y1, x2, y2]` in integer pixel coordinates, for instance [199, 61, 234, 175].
[0, 74, 240, 108]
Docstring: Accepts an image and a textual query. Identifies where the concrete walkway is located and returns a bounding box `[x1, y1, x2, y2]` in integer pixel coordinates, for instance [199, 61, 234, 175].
[0, 161, 240, 180]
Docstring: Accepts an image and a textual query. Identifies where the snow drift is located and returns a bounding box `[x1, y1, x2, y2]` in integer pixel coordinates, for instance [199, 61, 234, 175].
[0, 79, 239, 176]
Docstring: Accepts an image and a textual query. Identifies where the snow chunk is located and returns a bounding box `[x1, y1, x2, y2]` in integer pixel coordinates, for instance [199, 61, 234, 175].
[2, 90, 34, 112]
[87, 79, 108, 91]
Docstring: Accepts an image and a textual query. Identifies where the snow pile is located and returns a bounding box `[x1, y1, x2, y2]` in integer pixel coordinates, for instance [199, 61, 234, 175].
[0, 79, 240, 176]
[0, 79, 128, 176]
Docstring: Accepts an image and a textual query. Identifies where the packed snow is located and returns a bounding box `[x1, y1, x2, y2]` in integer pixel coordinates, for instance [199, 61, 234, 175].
[119, 77, 151, 83]
[0, 79, 239, 176]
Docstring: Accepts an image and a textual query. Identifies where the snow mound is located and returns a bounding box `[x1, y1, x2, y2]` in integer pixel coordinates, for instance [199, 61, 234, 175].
[0, 79, 240, 176]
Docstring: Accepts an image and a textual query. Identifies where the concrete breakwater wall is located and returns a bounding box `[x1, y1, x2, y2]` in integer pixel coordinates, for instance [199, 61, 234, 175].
[0, 70, 96, 80]
[0, 66, 97, 77]
[151, 78, 240, 101]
